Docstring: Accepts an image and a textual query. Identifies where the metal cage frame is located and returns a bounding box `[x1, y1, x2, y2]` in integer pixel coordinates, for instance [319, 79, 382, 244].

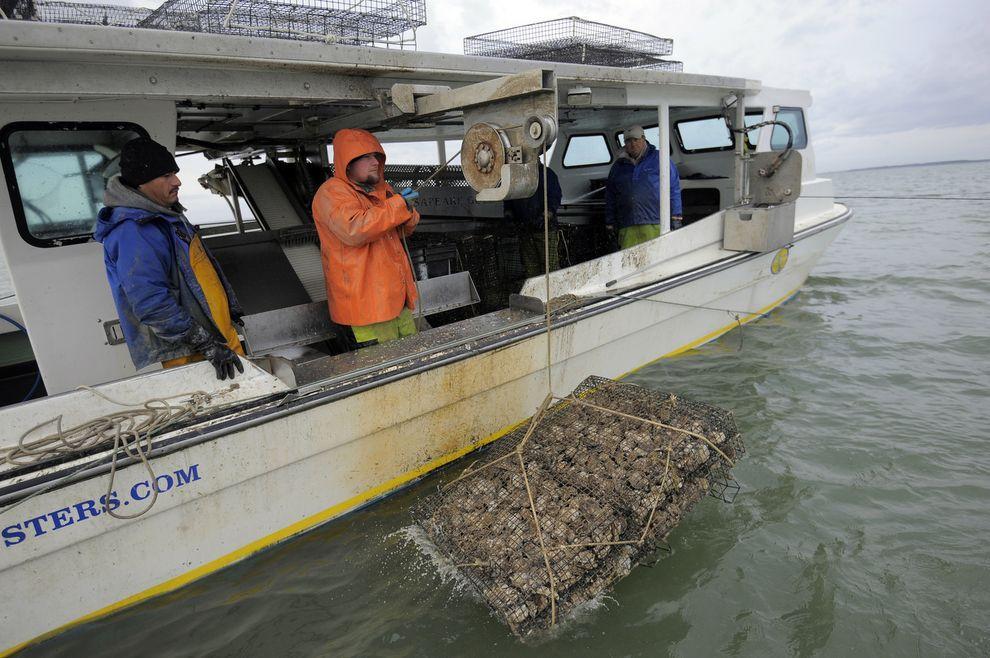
[464, 17, 683, 71]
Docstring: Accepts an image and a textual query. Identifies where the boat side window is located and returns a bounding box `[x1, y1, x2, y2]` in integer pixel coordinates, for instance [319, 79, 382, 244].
[562, 134, 612, 168]
[613, 115, 762, 150]
[0, 122, 147, 247]
[770, 107, 808, 150]
[744, 111, 765, 149]
[673, 116, 734, 153]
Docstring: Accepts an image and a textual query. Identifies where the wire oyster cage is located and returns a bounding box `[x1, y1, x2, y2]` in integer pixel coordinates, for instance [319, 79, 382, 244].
[412, 376, 743, 637]
[464, 17, 684, 72]
[2, 0, 426, 47]
[139, 0, 426, 48]
[1, 0, 152, 26]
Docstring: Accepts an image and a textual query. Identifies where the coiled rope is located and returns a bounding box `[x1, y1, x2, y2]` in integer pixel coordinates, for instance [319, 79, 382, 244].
[1, 384, 235, 519]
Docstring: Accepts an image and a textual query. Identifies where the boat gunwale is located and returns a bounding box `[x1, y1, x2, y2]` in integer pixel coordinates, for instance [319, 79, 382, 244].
[0, 204, 852, 505]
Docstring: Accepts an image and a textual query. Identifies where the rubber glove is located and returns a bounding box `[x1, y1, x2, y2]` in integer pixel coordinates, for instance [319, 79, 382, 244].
[182, 324, 244, 381]
[400, 187, 419, 200]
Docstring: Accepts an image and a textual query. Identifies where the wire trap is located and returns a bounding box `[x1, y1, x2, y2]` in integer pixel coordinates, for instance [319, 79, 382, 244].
[413, 376, 744, 638]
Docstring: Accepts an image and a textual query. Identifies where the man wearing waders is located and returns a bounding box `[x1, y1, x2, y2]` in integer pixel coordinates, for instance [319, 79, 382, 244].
[94, 137, 245, 380]
[312, 128, 421, 346]
[605, 125, 683, 249]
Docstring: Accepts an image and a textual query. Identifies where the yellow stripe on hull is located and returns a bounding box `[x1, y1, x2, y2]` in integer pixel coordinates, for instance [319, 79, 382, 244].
[2, 285, 799, 657]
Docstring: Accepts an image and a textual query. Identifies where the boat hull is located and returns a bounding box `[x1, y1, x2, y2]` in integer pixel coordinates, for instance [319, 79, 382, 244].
[0, 212, 849, 654]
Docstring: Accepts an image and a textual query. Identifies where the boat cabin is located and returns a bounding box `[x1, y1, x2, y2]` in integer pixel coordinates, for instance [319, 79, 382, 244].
[0, 21, 828, 404]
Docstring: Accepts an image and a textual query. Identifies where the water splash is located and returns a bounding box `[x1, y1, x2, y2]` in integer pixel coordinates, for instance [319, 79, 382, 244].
[391, 525, 479, 600]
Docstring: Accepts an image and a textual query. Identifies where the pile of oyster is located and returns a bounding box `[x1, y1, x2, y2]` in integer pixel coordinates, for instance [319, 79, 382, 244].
[416, 378, 742, 637]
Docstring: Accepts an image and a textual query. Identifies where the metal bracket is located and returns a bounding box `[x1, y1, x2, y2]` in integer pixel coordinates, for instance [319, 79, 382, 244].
[476, 162, 539, 201]
[749, 150, 802, 206]
[313, 83, 451, 135]
[102, 319, 126, 346]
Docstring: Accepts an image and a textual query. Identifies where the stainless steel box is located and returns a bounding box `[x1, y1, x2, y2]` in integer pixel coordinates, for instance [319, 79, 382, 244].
[723, 203, 796, 252]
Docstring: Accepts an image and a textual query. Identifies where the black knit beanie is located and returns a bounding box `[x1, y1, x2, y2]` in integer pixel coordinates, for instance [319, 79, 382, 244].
[119, 137, 179, 187]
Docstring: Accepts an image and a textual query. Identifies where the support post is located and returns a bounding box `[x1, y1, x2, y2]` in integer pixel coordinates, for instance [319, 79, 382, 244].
[733, 92, 747, 205]
[225, 164, 245, 234]
[437, 139, 447, 165]
[658, 102, 671, 234]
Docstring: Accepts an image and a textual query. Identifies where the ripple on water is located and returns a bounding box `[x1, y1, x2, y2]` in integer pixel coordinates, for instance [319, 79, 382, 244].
[21, 162, 990, 657]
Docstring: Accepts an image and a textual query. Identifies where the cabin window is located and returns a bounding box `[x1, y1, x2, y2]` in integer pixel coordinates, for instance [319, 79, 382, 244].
[562, 134, 611, 168]
[674, 117, 734, 153]
[1, 122, 147, 247]
[771, 107, 808, 150]
[744, 111, 765, 149]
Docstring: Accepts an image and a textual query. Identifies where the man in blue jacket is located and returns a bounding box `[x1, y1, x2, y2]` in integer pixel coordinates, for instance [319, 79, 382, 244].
[605, 125, 683, 249]
[93, 137, 244, 380]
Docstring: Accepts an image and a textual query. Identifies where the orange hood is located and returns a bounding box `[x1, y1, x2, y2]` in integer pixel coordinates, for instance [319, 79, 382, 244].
[332, 128, 386, 187]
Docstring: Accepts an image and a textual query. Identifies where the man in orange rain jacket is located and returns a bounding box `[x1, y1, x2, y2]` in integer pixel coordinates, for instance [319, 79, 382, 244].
[312, 129, 420, 346]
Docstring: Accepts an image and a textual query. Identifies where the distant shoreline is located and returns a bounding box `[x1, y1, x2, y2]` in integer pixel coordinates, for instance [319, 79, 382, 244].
[824, 158, 990, 175]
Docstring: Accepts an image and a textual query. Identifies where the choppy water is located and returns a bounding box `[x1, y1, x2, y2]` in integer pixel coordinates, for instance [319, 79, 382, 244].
[22, 162, 990, 656]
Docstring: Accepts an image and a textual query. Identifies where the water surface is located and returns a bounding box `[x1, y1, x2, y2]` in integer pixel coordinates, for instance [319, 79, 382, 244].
[24, 162, 990, 657]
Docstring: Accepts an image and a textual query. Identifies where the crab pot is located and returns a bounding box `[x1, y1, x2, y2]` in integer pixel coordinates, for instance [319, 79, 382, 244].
[413, 376, 744, 638]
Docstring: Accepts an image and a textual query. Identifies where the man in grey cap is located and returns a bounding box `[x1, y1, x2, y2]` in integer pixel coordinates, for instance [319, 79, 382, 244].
[605, 125, 683, 248]
[94, 137, 245, 380]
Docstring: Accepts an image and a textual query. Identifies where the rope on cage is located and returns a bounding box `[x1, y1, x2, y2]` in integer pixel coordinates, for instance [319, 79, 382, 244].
[565, 394, 734, 465]
[542, 140, 553, 394]
[1, 384, 235, 519]
[442, 388, 731, 491]
[445, 143, 734, 631]
[446, 390, 730, 629]
[444, 388, 726, 629]
[548, 445, 673, 553]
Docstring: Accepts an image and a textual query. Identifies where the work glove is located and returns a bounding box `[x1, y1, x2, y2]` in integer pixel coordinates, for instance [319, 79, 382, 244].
[400, 187, 419, 211]
[182, 324, 244, 381]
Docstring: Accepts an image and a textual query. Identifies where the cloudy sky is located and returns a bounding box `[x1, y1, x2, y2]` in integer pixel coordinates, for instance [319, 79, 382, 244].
[413, 0, 990, 172]
[102, 0, 990, 210]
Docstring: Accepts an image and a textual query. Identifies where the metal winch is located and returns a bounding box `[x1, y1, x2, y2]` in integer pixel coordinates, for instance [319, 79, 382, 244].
[461, 113, 557, 201]
[456, 71, 558, 201]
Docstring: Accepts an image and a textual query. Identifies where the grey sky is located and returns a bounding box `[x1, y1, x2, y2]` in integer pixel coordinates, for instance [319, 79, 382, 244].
[416, 0, 990, 171]
[104, 0, 990, 211]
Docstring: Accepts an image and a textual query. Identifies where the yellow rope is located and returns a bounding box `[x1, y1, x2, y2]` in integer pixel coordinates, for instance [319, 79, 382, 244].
[542, 141, 552, 395]
[517, 449, 558, 626]
[564, 396, 734, 467]
[441, 142, 728, 631]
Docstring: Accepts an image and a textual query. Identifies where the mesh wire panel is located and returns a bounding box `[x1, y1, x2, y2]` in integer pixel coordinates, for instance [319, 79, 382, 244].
[325, 164, 471, 188]
[464, 17, 683, 72]
[2, 0, 152, 25]
[4, 0, 425, 46]
[414, 376, 743, 637]
[138, 0, 426, 47]
[454, 234, 502, 311]
[450, 232, 532, 313]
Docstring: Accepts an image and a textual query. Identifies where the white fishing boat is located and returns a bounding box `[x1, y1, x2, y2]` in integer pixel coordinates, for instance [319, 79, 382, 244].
[0, 6, 850, 653]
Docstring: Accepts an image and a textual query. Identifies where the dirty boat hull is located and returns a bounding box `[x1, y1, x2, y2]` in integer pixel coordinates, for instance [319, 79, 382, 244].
[0, 211, 849, 654]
